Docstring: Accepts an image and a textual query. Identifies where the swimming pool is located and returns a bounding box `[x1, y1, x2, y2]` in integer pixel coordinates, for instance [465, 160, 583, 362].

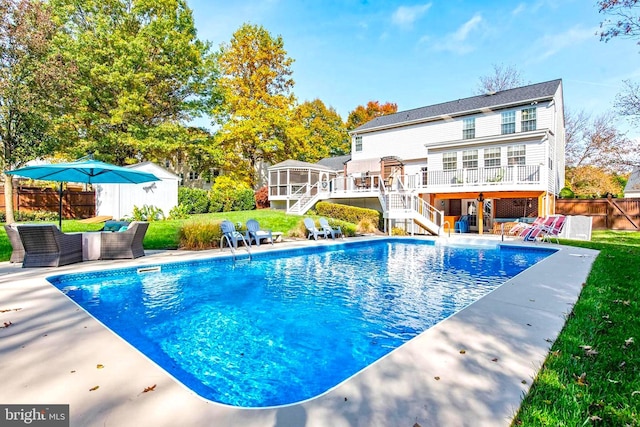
[48, 238, 554, 408]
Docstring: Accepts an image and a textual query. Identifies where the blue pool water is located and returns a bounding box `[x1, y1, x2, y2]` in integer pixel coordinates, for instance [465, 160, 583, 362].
[48, 239, 554, 407]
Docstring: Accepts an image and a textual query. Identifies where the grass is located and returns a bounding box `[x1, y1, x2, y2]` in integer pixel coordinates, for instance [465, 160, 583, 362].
[1, 214, 638, 424]
[513, 230, 640, 426]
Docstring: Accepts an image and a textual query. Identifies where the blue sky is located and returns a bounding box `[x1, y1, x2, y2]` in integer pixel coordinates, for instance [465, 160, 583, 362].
[189, 0, 640, 135]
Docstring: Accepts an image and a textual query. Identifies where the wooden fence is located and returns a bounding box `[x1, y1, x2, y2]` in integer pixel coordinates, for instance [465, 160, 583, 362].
[556, 198, 640, 230]
[0, 186, 95, 219]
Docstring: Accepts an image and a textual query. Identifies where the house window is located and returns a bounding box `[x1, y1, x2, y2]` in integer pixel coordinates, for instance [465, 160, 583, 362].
[462, 118, 475, 139]
[443, 152, 457, 170]
[420, 166, 428, 186]
[188, 171, 199, 180]
[507, 145, 526, 165]
[521, 107, 537, 132]
[463, 150, 478, 169]
[484, 147, 501, 167]
[501, 111, 516, 134]
[355, 135, 362, 152]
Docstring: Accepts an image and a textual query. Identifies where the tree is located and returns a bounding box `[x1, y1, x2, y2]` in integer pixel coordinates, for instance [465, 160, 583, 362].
[0, 0, 76, 224]
[346, 101, 397, 131]
[598, 0, 640, 43]
[565, 109, 638, 172]
[50, 0, 220, 165]
[292, 99, 349, 162]
[564, 109, 639, 196]
[476, 63, 527, 94]
[613, 79, 640, 122]
[213, 23, 297, 188]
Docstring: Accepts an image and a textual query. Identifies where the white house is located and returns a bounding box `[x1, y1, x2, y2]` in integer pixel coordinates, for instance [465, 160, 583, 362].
[268, 79, 565, 235]
[95, 161, 181, 220]
[624, 166, 640, 198]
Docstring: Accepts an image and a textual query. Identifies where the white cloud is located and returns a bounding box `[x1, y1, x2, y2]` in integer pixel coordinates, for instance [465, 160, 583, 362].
[533, 26, 596, 61]
[512, 3, 526, 15]
[392, 3, 432, 29]
[430, 13, 484, 54]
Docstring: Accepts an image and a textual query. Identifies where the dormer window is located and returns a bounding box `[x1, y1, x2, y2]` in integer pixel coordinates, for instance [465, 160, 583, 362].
[462, 118, 475, 139]
[521, 107, 537, 132]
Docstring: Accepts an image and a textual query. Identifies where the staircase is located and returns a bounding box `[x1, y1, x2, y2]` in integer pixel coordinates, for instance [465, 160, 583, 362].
[287, 183, 325, 215]
[384, 192, 443, 235]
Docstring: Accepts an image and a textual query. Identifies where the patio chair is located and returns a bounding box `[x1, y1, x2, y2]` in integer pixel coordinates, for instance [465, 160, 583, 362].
[245, 219, 273, 246]
[304, 218, 327, 240]
[220, 220, 249, 250]
[454, 215, 469, 233]
[100, 221, 149, 259]
[540, 215, 567, 244]
[519, 216, 557, 241]
[319, 217, 343, 239]
[4, 224, 25, 263]
[18, 225, 83, 267]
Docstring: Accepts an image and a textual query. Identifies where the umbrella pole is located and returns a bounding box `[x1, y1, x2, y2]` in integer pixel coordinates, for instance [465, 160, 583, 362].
[59, 182, 63, 230]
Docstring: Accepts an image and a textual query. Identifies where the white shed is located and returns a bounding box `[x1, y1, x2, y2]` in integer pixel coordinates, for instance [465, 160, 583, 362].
[95, 162, 181, 220]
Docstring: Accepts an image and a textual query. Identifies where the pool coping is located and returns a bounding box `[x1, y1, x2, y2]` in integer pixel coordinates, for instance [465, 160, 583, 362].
[0, 236, 598, 427]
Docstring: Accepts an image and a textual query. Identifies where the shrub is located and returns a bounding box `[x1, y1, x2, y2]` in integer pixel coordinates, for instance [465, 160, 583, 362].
[316, 201, 381, 229]
[168, 204, 191, 220]
[209, 176, 256, 212]
[391, 226, 408, 236]
[179, 220, 223, 250]
[356, 217, 378, 234]
[0, 210, 59, 222]
[294, 218, 357, 238]
[131, 205, 165, 222]
[559, 187, 575, 198]
[178, 187, 210, 214]
[255, 186, 270, 209]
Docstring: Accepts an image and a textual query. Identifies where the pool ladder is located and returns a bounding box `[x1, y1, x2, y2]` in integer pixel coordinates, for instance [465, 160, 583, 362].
[220, 234, 252, 263]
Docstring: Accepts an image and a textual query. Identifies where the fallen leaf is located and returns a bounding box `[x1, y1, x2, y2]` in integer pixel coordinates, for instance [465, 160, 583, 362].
[631, 391, 640, 396]
[70, 370, 76, 374]
[574, 372, 588, 386]
[2, 321, 12, 328]
[459, 349, 466, 354]
[590, 415, 603, 421]
[96, 364, 104, 369]
[607, 379, 620, 384]
[434, 376, 440, 381]
[142, 384, 156, 393]
[491, 358, 498, 362]
[543, 400, 552, 405]
[624, 337, 634, 348]
[545, 338, 553, 343]
[0, 308, 21, 313]
[521, 380, 527, 385]
[620, 361, 626, 369]
[579, 345, 592, 351]
[89, 386, 99, 391]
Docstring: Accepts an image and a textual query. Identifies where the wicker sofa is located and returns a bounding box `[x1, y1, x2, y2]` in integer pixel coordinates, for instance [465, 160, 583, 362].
[100, 221, 149, 259]
[18, 225, 83, 268]
[4, 224, 25, 263]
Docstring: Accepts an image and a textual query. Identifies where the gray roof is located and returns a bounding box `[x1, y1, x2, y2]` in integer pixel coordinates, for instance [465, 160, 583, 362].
[353, 79, 562, 133]
[317, 155, 351, 171]
[269, 159, 335, 171]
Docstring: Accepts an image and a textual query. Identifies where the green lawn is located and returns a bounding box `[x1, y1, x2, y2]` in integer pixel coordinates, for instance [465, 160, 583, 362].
[513, 230, 640, 426]
[1, 216, 638, 424]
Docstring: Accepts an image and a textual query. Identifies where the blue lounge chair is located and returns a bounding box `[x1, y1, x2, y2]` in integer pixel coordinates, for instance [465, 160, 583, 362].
[220, 220, 249, 249]
[245, 219, 273, 246]
[304, 218, 327, 240]
[319, 217, 343, 239]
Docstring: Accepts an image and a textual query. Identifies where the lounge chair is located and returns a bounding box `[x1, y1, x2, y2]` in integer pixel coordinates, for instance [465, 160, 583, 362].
[18, 224, 83, 267]
[220, 220, 249, 249]
[319, 217, 343, 239]
[520, 216, 558, 241]
[245, 219, 273, 246]
[304, 218, 327, 240]
[100, 221, 149, 259]
[4, 224, 25, 263]
[540, 215, 567, 243]
[508, 217, 544, 236]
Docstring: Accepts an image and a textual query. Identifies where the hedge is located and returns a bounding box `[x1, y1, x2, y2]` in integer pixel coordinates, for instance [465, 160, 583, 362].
[315, 201, 381, 228]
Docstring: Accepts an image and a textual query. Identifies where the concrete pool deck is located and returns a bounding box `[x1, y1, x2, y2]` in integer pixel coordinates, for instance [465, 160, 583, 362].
[0, 236, 598, 427]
